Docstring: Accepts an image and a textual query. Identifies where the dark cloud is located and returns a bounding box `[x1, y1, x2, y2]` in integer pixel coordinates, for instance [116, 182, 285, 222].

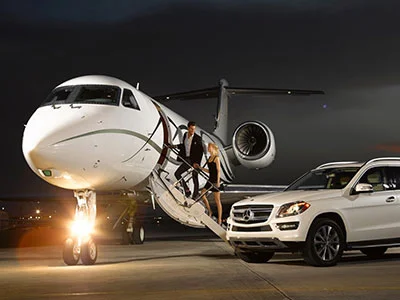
[1, 0, 400, 196]
[1, 0, 373, 24]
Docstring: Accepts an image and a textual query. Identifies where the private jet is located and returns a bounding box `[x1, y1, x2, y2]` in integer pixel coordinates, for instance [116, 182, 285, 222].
[22, 75, 323, 265]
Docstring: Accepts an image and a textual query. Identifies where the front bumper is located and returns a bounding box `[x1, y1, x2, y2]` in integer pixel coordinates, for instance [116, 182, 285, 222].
[229, 237, 290, 251]
[226, 215, 311, 250]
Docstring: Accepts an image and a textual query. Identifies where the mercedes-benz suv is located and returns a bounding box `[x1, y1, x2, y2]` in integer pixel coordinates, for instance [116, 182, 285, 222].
[226, 157, 400, 266]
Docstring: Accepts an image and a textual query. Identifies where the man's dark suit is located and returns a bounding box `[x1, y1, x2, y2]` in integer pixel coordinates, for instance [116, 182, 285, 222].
[174, 132, 204, 198]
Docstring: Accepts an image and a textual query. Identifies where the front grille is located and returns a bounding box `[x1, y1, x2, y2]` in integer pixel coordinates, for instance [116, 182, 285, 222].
[232, 204, 273, 224]
[232, 225, 272, 232]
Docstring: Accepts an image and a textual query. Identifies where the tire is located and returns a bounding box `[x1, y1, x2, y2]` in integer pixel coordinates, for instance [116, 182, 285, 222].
[121, 224, 145, 245]
[63, 237, 80, 266]
[133, 224, 145, 244]
[360, 247, 387, 258]
[80, 237, 97, 265]
[303, 218, 344, 267]
[236, 250, 275, 263]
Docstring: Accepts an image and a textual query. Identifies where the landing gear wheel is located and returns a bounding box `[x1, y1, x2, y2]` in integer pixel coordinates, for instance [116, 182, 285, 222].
[63, 237, 80, 266]
[80, 237, 98, 265]
[303, 218, 344, 267]
[360, 247, 388, 259]
[122, 224, 145, 245]
[133, 224, 145, 244]
[235, 250, 275, 263]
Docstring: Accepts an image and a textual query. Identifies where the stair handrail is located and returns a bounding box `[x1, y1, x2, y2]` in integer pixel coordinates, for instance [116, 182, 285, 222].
[162, 143, 221, 207]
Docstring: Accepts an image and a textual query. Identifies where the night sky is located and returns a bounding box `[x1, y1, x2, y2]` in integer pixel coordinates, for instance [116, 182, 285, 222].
[2, 0, 400, 198]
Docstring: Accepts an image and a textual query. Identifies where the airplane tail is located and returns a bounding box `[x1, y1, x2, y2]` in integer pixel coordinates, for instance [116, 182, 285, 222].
[154, 80, 324, 146]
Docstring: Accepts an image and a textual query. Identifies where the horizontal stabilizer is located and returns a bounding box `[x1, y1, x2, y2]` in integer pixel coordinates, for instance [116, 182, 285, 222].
[154, 85, 324, 101]
[226, 87, 324, 96]
[153, 87, 220, 101]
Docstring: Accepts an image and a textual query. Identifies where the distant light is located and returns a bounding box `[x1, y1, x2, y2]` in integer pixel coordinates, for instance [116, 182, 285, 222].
[36, 209, 40, 214]
[323, 104, 328, 109]
[287, 91, 292, 94]
[49, 216, 52, 219]
[107, 216, 110, 219]
[1, 207, 4, 210]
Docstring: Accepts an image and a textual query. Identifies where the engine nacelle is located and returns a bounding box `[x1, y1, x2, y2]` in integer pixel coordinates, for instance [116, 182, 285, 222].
[232, 121, 276, 169]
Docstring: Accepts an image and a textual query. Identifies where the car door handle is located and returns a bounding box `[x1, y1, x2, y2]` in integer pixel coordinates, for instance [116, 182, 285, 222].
[386, 196, 396, 203]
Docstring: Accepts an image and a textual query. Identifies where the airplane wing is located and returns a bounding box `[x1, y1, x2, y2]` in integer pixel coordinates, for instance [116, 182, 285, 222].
[218, 183, 287, 204]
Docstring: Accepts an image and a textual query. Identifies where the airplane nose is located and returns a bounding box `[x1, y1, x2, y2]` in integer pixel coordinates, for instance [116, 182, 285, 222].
[22, 106, 92, 189]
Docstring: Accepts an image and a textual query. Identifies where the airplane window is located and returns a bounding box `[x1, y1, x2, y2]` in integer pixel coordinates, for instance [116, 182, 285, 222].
[40, 85, 121, 107]
[122, 89, 140, 110]
[42, 86, 74, 105]
[75, 85, 120, 105]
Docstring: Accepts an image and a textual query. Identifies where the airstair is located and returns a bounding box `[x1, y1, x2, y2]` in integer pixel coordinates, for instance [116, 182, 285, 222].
[149, 168, 227, 242]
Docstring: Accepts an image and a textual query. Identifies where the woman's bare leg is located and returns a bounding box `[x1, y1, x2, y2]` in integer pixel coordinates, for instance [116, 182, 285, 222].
[201, 188, 212, 216]
[214, 191, 222, 225]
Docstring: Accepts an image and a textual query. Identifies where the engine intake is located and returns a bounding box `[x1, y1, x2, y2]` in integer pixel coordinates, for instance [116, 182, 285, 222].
[232, 121, 275, 169]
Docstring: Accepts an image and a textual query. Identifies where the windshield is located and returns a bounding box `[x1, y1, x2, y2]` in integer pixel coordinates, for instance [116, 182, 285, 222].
[285, 167, 360, 191]
[41, 85, 121, 107]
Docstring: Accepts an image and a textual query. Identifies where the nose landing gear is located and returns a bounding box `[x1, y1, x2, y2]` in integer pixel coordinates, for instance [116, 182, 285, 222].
[63, 190, 98, 266]
[63, 236, 98, 266]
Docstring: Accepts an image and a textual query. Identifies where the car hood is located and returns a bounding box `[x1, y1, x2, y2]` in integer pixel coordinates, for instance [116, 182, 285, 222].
[233, 190, 342, 207]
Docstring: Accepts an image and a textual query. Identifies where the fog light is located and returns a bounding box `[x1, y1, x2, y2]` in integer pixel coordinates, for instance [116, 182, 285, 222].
[276, 222, 299, 231]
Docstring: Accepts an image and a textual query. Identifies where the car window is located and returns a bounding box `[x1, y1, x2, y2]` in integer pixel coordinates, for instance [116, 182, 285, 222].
[358, 167, 386, 192]
[286, 167, 359, 191]
[383, 166, 400, 190]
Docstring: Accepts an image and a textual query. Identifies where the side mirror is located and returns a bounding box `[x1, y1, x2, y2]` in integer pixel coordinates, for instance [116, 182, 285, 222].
[353, 183, 373, 194]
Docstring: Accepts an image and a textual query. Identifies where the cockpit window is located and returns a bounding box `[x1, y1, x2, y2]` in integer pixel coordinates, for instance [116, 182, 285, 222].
[75, 86, 119, 104]
[42, 87, 73, 105]
[285, 167, 360, 191]
[40, 85, 121, 107]
[122, 89, 140, 110]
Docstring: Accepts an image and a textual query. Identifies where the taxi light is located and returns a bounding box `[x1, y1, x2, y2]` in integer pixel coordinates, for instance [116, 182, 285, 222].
[70, 219, 93, 237]
[42, 169, 52, 177]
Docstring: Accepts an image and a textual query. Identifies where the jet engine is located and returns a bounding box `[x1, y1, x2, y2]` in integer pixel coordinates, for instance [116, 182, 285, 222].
[232, 121, 276, 169]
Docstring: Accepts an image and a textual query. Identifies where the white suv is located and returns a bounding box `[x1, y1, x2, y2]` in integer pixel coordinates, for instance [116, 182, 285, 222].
[226, 157, 400, 267]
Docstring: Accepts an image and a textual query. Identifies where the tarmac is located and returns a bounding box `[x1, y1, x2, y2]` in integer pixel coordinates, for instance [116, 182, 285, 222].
[1, 221, 400, 300]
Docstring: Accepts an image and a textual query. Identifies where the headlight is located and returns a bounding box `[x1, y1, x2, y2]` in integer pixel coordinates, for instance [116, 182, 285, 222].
[276, 201, 310, 218]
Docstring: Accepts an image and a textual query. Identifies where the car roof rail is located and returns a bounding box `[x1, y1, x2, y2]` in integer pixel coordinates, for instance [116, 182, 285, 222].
[364, 157, 400, 165]
[316, 161, 360, 169]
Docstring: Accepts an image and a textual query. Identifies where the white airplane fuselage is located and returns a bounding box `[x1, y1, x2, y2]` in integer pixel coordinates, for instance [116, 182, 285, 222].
[22, 75, 234, 193]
